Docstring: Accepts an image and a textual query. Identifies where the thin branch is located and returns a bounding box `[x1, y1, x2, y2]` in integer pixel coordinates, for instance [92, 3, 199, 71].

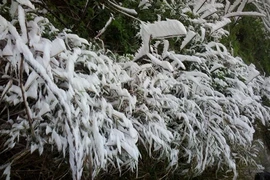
[94, 14, 114, 39]
[104, 2, 142, 23]
[19, 54, 33, 127]
[81, 0, 90, 21]
[32, 1, 69, 29]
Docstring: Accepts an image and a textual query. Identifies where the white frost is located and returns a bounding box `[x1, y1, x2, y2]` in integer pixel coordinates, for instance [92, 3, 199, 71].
[141, 19, 187, 39]
[50, 38, 66, 57]
[180, 30, 196, 50]
[135, 19, 187, 60]
[18, 6, 28, 43]
[147, 53, 174, 71]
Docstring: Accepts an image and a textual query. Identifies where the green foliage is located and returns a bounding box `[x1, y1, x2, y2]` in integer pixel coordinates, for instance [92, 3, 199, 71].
[104, 14, 139, 54]
[221, 4, 270, 75]
[39, 0, 140, 54]
[40, 0, 270, 76]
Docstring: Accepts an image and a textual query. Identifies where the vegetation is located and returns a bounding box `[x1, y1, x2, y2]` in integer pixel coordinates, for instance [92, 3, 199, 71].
[1, 0, 270, 180]
[221, 3, 270, 76]
[37, 0, 270, 77]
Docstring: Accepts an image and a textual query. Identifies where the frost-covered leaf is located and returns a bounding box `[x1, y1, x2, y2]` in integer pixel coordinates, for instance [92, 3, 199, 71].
[0, 15, 8, 34]
[2, 39, 13, 56]
[17, 0, 35, 9]
[135, 19, 187, 60]
[210, 18, 231, 33]
[193, 0, 207, 14]
[141, 19, 187, 39]
[138, 0, 152, 9]
[224, 11, 265, 18]
[18, 5, 28, 43]
[2, 163, 11, 180]
[180, 30, 196, 50]
[108, 0, 137, 15]
[147, 53, 174, 71]
[50, 38, 66, 57]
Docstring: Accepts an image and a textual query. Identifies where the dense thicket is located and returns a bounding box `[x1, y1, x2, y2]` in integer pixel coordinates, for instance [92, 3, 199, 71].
[1, 1, 270, 180]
